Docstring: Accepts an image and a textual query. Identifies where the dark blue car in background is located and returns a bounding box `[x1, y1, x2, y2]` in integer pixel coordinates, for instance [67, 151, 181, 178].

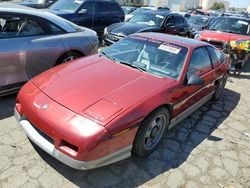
[46, 0, 124, 37]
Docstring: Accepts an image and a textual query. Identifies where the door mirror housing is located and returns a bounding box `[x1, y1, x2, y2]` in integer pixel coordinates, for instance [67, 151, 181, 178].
[47, 0, 54, 5]
[187, 74, 205, 86]
[79, 9, 87, 14]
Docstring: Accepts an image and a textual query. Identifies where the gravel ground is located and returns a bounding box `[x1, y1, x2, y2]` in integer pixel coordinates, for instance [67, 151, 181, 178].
[0, 61, 250, 188]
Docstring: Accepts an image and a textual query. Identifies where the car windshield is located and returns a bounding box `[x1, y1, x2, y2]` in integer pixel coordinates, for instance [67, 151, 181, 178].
[208, 18, 250, 35]
[101, 35, 188, 79]
[130, 8, 146, 15]
[49, 0, 84, 13]
[188, 16, 209, 25]
[129, 12, 164, 26]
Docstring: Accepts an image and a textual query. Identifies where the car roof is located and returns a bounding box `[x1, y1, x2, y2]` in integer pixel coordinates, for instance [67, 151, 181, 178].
[132, 32, 209, 49]
[0, 3, 77, 32]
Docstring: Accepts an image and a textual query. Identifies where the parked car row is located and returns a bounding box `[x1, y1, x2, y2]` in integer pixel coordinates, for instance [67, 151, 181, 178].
[0, 2, 244, 170]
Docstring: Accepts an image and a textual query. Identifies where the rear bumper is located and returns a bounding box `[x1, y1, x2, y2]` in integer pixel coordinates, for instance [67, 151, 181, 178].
[14, 108, 132, 170]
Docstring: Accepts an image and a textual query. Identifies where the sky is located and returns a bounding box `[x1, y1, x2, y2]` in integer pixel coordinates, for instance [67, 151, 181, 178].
[228, 0, 250, 8]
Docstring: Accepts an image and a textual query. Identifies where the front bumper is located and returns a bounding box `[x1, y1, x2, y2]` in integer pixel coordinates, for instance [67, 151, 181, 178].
[14, 108, 132, 170]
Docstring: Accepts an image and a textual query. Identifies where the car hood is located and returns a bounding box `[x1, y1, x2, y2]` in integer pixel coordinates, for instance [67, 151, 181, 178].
[108, 22, 159, 36]
[199, 30, 250, 42]
[31, 55, 175, 125]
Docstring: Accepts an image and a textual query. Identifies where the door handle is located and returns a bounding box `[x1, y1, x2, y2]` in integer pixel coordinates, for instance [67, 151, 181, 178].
[44, 43, 57, 47]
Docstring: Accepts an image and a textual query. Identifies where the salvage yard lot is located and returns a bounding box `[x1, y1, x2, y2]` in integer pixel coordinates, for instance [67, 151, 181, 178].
[0, 62, 250, 188]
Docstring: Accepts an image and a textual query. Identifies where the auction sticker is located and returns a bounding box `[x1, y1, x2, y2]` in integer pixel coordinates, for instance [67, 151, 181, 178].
[158, 43, 181, 54]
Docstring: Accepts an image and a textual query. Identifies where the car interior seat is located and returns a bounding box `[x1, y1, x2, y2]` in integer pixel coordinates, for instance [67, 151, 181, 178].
[17, 20, 44, 36]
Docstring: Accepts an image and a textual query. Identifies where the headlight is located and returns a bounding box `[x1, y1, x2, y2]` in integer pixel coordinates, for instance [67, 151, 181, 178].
[70, 115, 105, 137]
[104, 27, 108, 35]
[194, 33, 201, 39]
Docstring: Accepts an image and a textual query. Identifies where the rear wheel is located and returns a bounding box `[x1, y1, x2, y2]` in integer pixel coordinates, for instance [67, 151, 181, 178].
[213, 73, 228, 100]
[132, 108, 169, 157]
[56, 51, 82, 65]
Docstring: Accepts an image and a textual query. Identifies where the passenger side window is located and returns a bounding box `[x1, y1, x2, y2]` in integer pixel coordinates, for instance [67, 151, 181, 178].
[96, 2, 110, 14]
[108, 2, 122, 14]
[207, 46, 224, 68]
[187, 47, 212, 79]
[47, 22, 65, 34]
[165, 16, 174, 26]
[0, 15, 45, 38]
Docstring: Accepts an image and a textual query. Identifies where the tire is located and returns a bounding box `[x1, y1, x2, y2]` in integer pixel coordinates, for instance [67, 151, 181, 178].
[212, 73, 228, 100]
[56, 51, 82, 65]
[132, 107, 170, 157]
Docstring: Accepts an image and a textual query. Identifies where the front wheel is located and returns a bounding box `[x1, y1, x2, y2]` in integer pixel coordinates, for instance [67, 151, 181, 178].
[212, 73, 228, 100]
[132, 108, 169, 157]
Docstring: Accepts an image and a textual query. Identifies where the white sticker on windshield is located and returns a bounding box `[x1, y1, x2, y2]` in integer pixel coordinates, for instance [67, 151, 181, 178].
[238, 20, 248, 25]
[158, 44, 181, 54]
[156, 15, 164, 19]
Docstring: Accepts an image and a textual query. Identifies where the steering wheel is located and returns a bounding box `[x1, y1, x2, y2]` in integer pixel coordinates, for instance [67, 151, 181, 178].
[161, 61, 176, 71]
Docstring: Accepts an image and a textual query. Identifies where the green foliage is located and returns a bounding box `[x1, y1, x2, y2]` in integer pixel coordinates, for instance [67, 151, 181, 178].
[211, 2, 225, 10]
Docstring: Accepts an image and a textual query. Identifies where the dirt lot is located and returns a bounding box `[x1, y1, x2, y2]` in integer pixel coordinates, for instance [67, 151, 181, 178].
[0, 62, 250, 188]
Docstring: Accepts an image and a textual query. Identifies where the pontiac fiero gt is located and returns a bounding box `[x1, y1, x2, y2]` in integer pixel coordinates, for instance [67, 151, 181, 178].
[15, 33, 229, 169]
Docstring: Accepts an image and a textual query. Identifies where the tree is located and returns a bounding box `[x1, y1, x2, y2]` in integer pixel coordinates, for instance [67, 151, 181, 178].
[211, 2, 225, 10]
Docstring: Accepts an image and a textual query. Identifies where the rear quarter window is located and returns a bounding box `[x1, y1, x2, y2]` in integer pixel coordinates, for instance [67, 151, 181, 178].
[108, 2, 123, 14]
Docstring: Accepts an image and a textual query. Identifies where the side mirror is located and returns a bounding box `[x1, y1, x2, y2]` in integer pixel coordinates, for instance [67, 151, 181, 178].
[187, 74, 205, 86]
[78, 9, 87, 14]
[46, 0, 54, 5]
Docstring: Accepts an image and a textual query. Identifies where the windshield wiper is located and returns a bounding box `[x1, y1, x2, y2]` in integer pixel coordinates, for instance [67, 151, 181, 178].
[100, 51, 118, 64]
[120, 62, 146, 72]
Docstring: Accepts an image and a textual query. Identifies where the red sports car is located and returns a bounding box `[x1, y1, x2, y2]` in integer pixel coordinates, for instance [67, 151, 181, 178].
[15, 33, 229, 170]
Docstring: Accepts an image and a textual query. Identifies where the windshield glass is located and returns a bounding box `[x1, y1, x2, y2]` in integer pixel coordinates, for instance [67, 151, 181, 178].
[101, 36, 188, 79]
[49, 0, 84, 13]
[129, 12, 164, 26]
[131, 8, 146, 15]
[208, 18, 250, 35]
[188, 16, 209, 25]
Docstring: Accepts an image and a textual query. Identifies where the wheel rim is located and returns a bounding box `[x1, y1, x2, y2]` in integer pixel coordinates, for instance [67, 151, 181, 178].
[215, 75, 227, 99]
[62, 55, 76, 63]
[144, 115, 166, 151]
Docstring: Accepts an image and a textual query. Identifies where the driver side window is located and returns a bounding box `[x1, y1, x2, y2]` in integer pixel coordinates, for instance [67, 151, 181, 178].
[165, 16, 174, 26]
[187, 47, 212, 79]
[0, 14, 45, 38]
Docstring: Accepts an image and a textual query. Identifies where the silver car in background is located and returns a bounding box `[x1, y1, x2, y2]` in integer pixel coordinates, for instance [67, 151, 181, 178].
[0, 3, 98, 96]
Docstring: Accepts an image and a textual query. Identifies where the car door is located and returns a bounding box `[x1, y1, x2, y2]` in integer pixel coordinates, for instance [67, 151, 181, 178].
[172, 47, 215, 119]
[71, 1, 95, 29]
[0, 14, 28, 89]
[94, 2, 111, 34]
[19, 16, 64, 79]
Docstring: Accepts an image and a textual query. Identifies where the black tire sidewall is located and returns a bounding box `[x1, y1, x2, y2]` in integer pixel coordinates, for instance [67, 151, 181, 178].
[132, 107, 170, 157]
[213, 73, 228, 100]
